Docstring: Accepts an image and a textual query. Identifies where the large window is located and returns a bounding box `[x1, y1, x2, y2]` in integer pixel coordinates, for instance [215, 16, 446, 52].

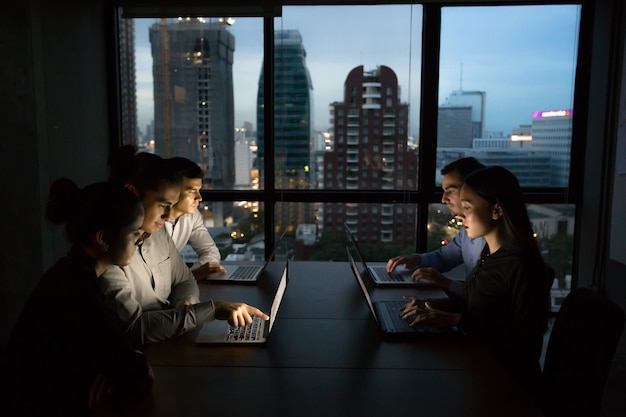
[270, 6, 421, 192]
[436, 5, 580, 188]
[117, 2, 581, 293]
[127, 16, 263, 189]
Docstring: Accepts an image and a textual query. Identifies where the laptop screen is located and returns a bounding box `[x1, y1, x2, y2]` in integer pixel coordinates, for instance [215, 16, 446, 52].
[262, 231, 288, 266]
[268, 262, 288, 333]
[344, 222, 372, 274]
[346, 246, 379, 326]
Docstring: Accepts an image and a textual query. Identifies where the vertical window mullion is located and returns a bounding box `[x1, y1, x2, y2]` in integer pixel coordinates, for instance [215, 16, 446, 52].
[264, 16, 276, 256]
[417, 3, 442, 253]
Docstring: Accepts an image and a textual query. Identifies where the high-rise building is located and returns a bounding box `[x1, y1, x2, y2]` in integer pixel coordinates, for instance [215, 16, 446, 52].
[150, 17, 235, 189]
[256, 30, 314, 232]
[324, 65, 417, 247]
[234, 139, 253, 189]
[437, 148, 552, 187]
[311, 131, 332, 236]
[118, 17, 138, 146]
[437, 106, 473, 147]
[243, 121, 254, 140]
[443, 90, 487, 138]
[531, 109, 573, 187]
[257, 30, 313, 180]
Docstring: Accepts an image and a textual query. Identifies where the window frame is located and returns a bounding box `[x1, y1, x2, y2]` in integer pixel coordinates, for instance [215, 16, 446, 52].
[111, 0, 588, 261]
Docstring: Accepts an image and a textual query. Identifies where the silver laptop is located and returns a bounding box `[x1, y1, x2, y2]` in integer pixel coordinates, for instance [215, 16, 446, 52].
[344, 222, 427, 287]
[195, 261, 289, 345]
[206, 232, 287, 283]
[346, 246, 441, 335]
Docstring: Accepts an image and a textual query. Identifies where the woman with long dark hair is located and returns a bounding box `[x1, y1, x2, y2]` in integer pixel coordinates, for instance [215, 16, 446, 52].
[403, 166, 551, 401]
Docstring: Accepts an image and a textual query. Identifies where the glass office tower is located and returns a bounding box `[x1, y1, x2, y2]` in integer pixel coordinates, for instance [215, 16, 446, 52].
[257, 29, 314, 181]
[257, 29, 314, 232]
[531, 109, 573, 187]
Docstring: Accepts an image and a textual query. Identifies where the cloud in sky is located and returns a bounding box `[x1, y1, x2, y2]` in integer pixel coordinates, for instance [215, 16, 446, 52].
[133, 3, 580, 137]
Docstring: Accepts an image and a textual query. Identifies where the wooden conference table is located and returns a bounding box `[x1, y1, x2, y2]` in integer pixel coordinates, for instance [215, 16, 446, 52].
[142, 261, 541, 417]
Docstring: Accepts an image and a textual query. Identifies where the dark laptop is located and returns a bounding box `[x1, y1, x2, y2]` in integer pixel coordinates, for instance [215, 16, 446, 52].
[344, 222, 428, 287]
[195, 260, 289, 345]
[205, 232, 287, 283]
[346, 245, 442, 335]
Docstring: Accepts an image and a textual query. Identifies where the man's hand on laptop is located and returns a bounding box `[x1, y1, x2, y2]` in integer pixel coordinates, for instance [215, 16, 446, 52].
[213, 301, 269, 327]
[412, 267, 451, 289]
[192, 262, 227, 281]
[386, 254, 422, 272]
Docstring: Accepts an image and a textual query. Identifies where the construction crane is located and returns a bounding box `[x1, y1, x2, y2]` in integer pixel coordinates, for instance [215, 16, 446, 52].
[160, 18, 171, 157]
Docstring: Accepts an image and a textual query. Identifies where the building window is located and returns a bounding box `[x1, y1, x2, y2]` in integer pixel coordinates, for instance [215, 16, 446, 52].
[118, 2, 580, 280]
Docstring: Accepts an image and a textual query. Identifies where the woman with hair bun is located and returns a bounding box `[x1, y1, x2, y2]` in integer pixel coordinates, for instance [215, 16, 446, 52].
[5, 179, 153, 417]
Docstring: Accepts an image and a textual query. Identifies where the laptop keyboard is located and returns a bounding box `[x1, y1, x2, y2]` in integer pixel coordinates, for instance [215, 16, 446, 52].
[227, 316, 264, 341]
[380, 301, 439, 334]
[381, 301, 413, 330]
[230, 265, 261, 280]
[371, 266, 405, 282]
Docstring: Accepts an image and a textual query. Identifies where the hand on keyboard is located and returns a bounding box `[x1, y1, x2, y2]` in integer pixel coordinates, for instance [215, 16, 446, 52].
[400, 295, 429, 312]
[214, 301, 269, 327]
[227, 318, 264, 341]
[400, 299, 461, 328]
[192, 262, 227, 281]
[386, 254, 422, 272]
[412, 267, 451, 289]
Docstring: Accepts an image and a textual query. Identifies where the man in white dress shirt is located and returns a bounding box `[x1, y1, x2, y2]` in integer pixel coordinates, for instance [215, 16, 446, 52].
[101, 148, 267, 347]
[166, 157, 227, 280]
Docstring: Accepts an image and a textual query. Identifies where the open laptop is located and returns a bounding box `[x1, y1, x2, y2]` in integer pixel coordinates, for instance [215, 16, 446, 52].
[205, 232, 287, 283]
[346, 246, 441, 336]
[195, 261, 289, 345]
[344, 222, 427, 287]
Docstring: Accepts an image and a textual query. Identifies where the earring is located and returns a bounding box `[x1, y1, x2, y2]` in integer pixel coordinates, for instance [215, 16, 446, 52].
[100, 241, 109, 252]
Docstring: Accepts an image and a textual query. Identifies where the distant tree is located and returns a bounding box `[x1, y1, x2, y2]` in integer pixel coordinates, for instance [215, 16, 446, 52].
[543, 233, 573, 284]
[308, 230, 413, 262]
[308, 230, 347, 261]
[357, 241, 406, 262]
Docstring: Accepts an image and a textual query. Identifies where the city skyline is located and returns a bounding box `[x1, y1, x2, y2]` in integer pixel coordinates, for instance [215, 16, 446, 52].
[132, 4, 580, 138]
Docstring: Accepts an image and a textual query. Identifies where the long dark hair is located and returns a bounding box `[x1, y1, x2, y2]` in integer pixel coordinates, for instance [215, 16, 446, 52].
[463, 166, 540, 259]
[47, 179, 142, 247]
[464, 166, 550, 334]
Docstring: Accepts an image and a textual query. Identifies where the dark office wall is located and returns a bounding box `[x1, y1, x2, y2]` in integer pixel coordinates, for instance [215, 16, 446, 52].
[0, 0, 111, 348]
[576, 0, 626, 364]
[606, 0, 626, 364]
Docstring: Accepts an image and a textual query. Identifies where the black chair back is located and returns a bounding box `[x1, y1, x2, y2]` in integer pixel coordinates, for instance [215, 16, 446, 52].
[541, 287, 625, 417]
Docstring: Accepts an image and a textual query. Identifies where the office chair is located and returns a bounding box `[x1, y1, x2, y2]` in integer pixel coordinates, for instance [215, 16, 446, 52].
[540, 287, 625, 417]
